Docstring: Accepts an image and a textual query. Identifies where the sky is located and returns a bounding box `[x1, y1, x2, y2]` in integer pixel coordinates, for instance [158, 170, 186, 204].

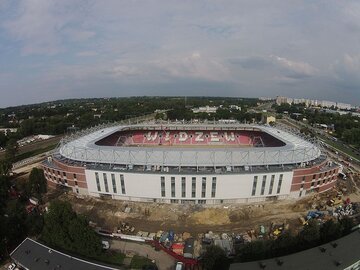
[0, 0, 360, 108]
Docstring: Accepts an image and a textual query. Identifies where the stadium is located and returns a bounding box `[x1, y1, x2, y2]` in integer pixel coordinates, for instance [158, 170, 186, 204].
[42, 122, 340, 204]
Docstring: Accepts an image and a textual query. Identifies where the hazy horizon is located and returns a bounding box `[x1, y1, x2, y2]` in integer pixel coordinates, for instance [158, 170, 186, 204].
[1, 1, 360, 107]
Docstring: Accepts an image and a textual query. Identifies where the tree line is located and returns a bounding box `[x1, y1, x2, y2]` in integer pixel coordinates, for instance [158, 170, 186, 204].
[273, 103, 360, 148]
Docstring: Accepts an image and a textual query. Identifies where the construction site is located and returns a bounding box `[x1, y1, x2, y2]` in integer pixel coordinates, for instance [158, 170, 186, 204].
[9, 122, 360, 268]
[41, 168, 360, 261]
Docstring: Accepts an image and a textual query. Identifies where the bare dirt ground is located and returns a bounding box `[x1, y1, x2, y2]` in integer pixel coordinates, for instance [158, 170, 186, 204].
[53, 189, 356, 236]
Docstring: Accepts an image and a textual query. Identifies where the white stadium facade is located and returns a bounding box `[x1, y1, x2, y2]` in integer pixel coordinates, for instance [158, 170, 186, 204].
[42, 123, 340, 204]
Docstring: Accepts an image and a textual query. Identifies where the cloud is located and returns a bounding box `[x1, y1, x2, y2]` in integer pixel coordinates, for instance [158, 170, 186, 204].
[0, 1, 360, 106]
[230, 55, 318, 80]
[271, 55, 318, 79]
[332, 54, 360, 88]
[153, 52, 229, 81]
[76, 51, 98, 57]
[229, 56, 272, 70]
[111, 65, 143, 77]
[2, 0, 94, 55]
[64, 29, 96, 42]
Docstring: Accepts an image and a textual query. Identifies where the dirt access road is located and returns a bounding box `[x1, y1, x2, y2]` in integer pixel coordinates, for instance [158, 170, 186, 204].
[59, 193, 326, 235]
[109, 239, 175, 270]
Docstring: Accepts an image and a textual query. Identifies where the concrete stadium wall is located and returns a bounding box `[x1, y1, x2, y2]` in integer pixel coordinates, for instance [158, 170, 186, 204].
[84, 169, 294, 204]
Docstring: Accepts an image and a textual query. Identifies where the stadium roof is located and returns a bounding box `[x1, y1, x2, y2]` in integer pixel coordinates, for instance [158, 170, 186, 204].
[58, 124, 321, 167]
[10, 238, 121, 270]
[230, 229, 360, 270]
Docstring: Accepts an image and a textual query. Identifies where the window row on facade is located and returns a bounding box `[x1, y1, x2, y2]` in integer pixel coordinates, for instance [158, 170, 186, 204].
[44, 171, 79, 187]
[252, 174, 283, 196]
[161, 176, 217, 198]
[44, 167, 78, 180]
[311, 169, 337, 180]
[308, 175, 337, 189]
[95, 172, 126, 194]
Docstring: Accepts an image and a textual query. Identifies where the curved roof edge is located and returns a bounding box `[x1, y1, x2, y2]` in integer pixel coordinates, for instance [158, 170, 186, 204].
[58, 124, 321, 167]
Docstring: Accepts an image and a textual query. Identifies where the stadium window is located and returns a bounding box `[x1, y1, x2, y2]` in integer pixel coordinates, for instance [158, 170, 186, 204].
[111, 174, 117, 193]
[75, 180, 78, 186]
[312, 174, 316, 180]
[322, 179, 326, 184]
[57, 171, 60, 175]
[64, 178, 67, 184]
[120, 174, 126, 194]
[171, 177, 175, 197]
[211, 177, 216, 198]
[192, 177, 196, 198]
[76, 189, 79, 194]
[311, 181, 315, 187]
[95, 172, 101, 192]
[161, 176, 165, 197]
[252, 176, 258, 196]
[73, 173, 77, 179]
[300, 183, 304, 189]
[317, 180, 321, 186]
[201, 177, 206, 198]
[261, 175, 266, 195]
[63, 172, 66, 177]
[103, 173, 109, 193]
[181, 177, 186, 198]
[302, 176, 306, 182]
[277, 174, 283, 194]
[269, 175, 275, 195]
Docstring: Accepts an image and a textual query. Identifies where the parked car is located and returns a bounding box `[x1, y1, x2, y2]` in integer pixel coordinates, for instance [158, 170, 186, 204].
[7, 263, 16, 270]
[101, 240, 110, 250]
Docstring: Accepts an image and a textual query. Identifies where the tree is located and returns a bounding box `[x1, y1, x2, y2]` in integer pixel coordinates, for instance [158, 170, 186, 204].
[320, 219, 342, 243]
[0, 176, 10, 208]
[339, 217, 355, 235]
[0, 132, 8, 148]
[202, 245, 230, 270]
[42, 200, 102, 257]
[27, 168, 47, 200]
[4, 139, 18, 163]
[18, 119, 35, 137]
[272, 231, 299, 257]
[25, 212, 44, 236]
[298, 219, 320, 248]
[0, 160, 12, 177]
[4, 201, 27, 246]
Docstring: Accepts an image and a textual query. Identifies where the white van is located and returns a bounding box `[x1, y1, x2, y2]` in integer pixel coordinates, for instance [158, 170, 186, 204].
[175, 262, 184, 270]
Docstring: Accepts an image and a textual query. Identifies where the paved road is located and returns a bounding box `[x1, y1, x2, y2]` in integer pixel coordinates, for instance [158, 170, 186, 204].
[109, 239, 176, 270]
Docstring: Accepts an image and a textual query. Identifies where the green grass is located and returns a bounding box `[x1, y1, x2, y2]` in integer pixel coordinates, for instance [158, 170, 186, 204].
[13, 143, 57, 162]
[319, 136, 360, 162]
[130, 255, 156, 269]
[94, 251, 125, 266]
